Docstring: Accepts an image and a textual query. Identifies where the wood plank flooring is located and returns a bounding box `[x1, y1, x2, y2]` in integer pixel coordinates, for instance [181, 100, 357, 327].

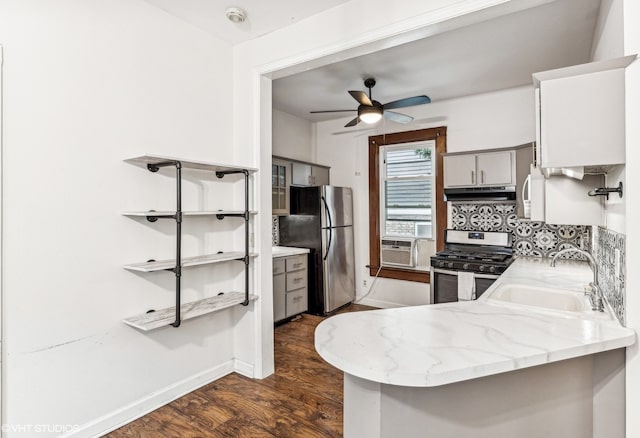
[106, 304, 375, 438]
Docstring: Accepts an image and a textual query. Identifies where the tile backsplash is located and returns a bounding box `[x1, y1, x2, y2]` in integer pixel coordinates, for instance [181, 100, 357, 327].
[451, 202, 591, 258]
[451, 202, 626, 326]
[593, 226, 626, 325]
[272, 215, 280, 246]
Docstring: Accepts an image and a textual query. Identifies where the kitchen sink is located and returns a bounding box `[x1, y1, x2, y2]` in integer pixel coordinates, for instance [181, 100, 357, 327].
[486, 284, 591, 313]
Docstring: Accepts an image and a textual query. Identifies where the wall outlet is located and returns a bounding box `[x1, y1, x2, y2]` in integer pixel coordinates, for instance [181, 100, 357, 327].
[363, 279, 367, 287]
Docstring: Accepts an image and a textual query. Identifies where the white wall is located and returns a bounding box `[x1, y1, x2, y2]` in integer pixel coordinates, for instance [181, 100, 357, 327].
[314, 86, 535, 306]
[623, 0, 640, 434]
[234, 0, 540, 376]
[272, 109, 314, 162]
[591, 0, 624, 62]
[590, 0, 626, 233]
[0, 1, 247, 436]
[589, 5, 635, 433]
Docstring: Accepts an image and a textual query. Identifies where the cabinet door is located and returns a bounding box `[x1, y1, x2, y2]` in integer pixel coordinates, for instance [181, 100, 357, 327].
[543, 174, 604, 226]
[312, 166, 330, 186]
[476, 151, 514, 186]
[292, 162, 312, 186]
[540, 69, 625, 168]
[273, 272, 286, 322]
[273, 258, 285, 275]
[272, 158, 290, 215]
[443, 154, 477, 187]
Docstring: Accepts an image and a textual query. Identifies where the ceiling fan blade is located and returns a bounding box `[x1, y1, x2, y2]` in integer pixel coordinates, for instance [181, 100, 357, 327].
[310, 109, 357, 113]
[344, 117, 360, 127]
[384, 110, 413, 124]
[383, 95, 431, 110]
[348, 90, 373, 106]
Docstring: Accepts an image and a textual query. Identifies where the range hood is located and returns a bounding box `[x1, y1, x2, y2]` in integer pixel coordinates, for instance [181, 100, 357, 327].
[444, 186, 516, 202]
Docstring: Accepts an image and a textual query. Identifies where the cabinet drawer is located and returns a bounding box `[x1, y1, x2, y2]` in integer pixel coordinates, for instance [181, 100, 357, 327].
[286, 288, 308, 317]
[286, 269, 307, 291]
[273, 258, 285, 275]
[285, 255, 306, 272]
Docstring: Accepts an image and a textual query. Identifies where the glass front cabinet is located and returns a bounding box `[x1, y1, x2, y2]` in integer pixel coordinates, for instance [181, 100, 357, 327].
[272, 158, 290, 215]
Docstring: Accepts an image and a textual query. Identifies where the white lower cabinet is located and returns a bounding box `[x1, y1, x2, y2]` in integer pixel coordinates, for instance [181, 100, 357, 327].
[273, 260, 287, 322]
[286, 290, 308, 316]
[273, 254, 308, 323]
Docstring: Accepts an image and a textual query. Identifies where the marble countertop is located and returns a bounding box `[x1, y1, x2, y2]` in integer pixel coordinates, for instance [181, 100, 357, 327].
[272, 246, 310, 258]
[314, 257, 636, 387]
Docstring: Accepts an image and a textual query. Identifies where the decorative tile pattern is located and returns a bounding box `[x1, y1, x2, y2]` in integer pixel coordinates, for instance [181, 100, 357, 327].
[451, 202, 591, 258]
[272, 215, 280, 246]
[594, 226, 626, 325]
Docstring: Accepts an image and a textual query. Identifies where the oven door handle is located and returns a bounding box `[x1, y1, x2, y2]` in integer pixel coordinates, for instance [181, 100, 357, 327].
[431, 268, 500, 280]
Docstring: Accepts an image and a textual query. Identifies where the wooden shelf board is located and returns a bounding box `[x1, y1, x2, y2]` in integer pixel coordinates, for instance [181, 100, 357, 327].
[123, 292, 258, 331]
[124, 251, 258, 272]
[125, 154, 258, 174]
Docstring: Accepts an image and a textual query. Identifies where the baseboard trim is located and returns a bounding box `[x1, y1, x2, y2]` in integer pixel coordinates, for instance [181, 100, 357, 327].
[66, 360, 236, 438]
[234, 358, 255, 378]
[355, 297, 408, 309]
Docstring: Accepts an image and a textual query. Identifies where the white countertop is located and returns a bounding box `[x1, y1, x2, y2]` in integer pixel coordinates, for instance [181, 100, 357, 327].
[272, 246, 310, 258]
[314, 257, 635, 387]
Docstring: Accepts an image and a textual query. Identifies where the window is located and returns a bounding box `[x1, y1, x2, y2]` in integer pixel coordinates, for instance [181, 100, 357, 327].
[381, 142, 435, 239]
[368, 127, 446, 283]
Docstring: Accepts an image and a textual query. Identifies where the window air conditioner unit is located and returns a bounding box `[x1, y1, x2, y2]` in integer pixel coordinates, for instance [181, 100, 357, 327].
[380, 237, 416, 268]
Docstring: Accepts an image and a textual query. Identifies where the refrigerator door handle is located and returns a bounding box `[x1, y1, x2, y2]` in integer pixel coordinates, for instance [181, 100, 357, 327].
[321, 196, 332, 260]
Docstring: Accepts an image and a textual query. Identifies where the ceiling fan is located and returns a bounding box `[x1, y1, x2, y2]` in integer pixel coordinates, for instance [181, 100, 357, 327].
[310, 78, 431, 128]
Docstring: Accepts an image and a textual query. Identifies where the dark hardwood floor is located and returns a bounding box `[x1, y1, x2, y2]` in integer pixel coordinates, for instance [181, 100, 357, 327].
[106, 304, 375, 437]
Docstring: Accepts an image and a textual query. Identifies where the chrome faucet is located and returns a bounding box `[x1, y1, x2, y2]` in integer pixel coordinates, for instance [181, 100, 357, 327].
[550, 248, 604, 312]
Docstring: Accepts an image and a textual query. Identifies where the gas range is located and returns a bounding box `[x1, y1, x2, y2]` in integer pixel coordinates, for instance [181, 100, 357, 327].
[430, 230, 514, 275]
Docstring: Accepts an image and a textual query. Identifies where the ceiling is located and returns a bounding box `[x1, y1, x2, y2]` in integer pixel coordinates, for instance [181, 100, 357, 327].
[143, 0, 350, 45]
[272, 0, 602, 123]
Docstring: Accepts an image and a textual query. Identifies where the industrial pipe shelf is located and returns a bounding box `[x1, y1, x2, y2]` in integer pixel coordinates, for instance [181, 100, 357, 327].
[122, 154, 256, 328]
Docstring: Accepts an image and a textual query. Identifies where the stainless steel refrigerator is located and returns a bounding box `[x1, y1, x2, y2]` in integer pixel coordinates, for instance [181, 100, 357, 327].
[278, 186, 356, 315]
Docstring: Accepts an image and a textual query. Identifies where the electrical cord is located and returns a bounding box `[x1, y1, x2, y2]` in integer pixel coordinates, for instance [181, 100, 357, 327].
[355, 264, 383, 304]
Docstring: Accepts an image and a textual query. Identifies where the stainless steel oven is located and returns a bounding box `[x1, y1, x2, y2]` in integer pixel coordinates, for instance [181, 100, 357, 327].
[430, 230, 514, 304]
[430, 268, 499, 304]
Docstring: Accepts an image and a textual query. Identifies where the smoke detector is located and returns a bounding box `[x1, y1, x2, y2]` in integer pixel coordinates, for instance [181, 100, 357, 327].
[225, 7, 247, 23]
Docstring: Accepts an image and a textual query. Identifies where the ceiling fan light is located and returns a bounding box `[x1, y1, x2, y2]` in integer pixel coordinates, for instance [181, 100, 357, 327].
[359, 106, 382, 124]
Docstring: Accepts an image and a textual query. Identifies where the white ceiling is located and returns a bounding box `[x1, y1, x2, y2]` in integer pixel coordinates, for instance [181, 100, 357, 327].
[143, 0, 603, 124]
[143, 0, 350, 45]
[273, 0, 602, 123]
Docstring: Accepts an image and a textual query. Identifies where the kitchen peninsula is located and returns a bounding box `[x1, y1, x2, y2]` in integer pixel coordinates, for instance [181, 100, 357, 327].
[315, 257, 635, 438]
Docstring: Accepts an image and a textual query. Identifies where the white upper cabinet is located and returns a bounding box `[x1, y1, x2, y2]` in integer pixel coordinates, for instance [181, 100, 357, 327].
[528, 55, 635, 226]
[476, 152, 513, 186]
[444, 150, 514, 188]
[443, 154, 476, 187]
[533, 55, 635, 171]
[291, 162, 330, 187]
